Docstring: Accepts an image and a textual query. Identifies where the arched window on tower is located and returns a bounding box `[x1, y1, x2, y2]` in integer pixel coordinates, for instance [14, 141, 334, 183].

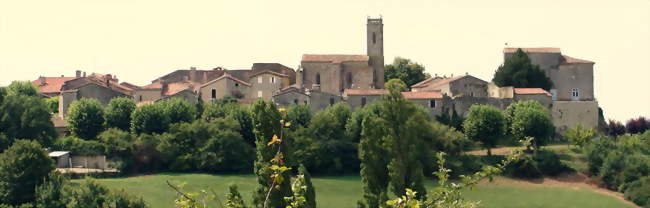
[316, 73, 321, 85]
[346, 72, 353, 88]
[373, 32, 376, 44]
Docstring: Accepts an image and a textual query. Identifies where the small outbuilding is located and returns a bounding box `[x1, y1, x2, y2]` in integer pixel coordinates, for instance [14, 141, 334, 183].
[49, 151, 71, 168]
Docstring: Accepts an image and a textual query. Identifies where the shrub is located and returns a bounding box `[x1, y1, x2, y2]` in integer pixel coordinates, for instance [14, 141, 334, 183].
[506, 156, 542, 179]
[564, 124, 596, 148]
[626, 116, 649, 134]
[160, 98, 195, 124]
[606, 119, 626, 137]
[583, 137, 615, 175]
[624, 176, 650, 208]
[97, 128, 133, 157]
[463, 105, 506, 156]
[53, 137, 103, 156]
[532, 150, 572, 176]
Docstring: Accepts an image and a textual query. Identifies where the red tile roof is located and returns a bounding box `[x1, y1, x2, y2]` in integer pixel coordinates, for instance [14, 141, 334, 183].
[32, 77, 77, 94]
[401, 91, 443, 99]
[562, 55, 594, 64]
[414, 76, 466, 89]
[302, 54, 369, 63]
[514, 88, 551, 96]
[344, 89, 388, 96]
[163, 82, 200, 96]
[503, 47, 561, 54]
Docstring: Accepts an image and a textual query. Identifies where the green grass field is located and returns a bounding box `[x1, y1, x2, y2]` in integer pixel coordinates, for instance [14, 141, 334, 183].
[76, 173, 635, 208]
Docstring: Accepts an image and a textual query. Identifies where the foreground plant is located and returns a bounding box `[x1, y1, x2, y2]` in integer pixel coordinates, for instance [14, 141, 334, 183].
[387, 139, 527, 208]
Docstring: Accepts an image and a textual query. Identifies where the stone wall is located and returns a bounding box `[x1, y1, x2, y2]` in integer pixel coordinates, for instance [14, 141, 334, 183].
[249, 73, 284, 100]
[551, 101, 599, 132]
[341, 61, 374, 90]
[448, 76, 488, 97]
[301, 62, 342, 95]
[309, 91, 343, 112]
[133, 88, 162, 103]
[554, 63, 594, 101]
[273, 91, 310, 108]
[71, 155, 106, 169]
[346, 94, 383, 110]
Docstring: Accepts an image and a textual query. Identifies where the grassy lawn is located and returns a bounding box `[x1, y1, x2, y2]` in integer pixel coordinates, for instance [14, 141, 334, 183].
[75, 173, 635, 208]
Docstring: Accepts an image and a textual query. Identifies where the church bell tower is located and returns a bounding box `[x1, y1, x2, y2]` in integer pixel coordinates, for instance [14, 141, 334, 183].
[367, 17, 385, 88]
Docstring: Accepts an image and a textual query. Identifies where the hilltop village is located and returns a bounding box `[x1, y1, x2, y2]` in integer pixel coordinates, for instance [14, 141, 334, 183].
[32, 18, 599, 135]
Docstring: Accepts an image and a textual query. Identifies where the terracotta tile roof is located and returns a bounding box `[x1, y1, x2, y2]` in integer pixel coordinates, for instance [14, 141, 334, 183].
[120, 82, 141, 90]
[503, 47, 561, 54]
[302, 54, 369, 63]
[201, 73, 251, 88]
[514, 88, 551, 96]
[411, 77, 444, 88]
[249, 70, 289, 78]
[562, 55, 594, 64]
[344, 89, 388, 96]
[425, 76, 467, 89]
[143, 81, 163, 89]
[401, 91, 443, 99]
[32, 77, 77, 94]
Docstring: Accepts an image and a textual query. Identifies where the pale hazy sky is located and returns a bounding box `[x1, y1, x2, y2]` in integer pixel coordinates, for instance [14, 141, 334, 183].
[0, 0, 648, 121]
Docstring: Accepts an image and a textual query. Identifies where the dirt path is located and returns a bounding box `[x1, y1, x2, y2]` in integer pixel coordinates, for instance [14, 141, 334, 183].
[480, 173, 639, 208]
[466, 144, 570, 156]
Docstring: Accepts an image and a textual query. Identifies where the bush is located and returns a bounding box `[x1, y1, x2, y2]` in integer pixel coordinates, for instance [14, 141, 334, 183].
[532, 150, 572, 176]
[564, 124, 596, 148]
[606, 119, 626, 137]
[624, 176, 650, 208]
[626, 116, 649, 134]
[53, 137, 104, 156]
[160, 98, 195, 124]
[506, 156, 542, 179]
[583, 137, 616, 175]
[97, 128, 133, 157]
[600, 151, 650, 191]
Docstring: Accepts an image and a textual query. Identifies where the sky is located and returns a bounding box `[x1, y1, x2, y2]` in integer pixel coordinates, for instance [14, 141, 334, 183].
[0, 0, 648, 121]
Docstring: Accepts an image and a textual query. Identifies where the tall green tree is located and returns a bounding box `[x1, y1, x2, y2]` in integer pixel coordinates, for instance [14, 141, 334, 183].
[463, 105, 507, 156]
[104, 97, 137, 131]
[298, 164, 316, 208]
[35, 172, 68, 208]
[7, 81, 39, 97]
[286, 104, 312, 130]
[160, 98, 196, 124]
[0, 140, 54, 205]
[0, 94, 57, 149]
[384, 57, 430, 88]
[130, 103, 170, 135]
[250, 100, 292, 208]
[510, 105, 555, 152]
[492, 48, 553, 90]
[66, 98, 105, 140]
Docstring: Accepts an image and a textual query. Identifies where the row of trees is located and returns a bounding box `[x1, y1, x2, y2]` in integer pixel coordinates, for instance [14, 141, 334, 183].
[605, 117, 649, 137]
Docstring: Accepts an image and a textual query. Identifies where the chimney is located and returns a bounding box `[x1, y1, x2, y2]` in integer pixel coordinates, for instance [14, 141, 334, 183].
[39, 76, 46, 85]
[75, 70, 81, 78]
[105, 74, 112, 85]
[161, 79, 169, 94]
[189, 67, 197, 82]
[296, 65, 303, 88]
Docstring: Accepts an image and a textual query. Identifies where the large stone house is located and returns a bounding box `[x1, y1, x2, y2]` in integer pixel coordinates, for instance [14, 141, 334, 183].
[58, 73, 133, 118]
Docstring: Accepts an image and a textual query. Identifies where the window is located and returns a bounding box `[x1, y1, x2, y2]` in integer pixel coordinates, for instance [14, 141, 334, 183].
[293, 99, 299, 104]
[470, 92, 474, 97]
[571, 88, 579, 100]
[346, 72, 353, 88]
[211, 89, 216, 99]
[271, 76, 276, 83]
[235, 83, 239, 87]
[361, 97, 367, 106]
[329, 97, 335, 105]
[316, 73, 321, 85]
[303, 100, 308, 105]
[372, 32, 376, 44]
[139, 95, 142, 102]
[258, 77, 262, 84]
[429, 99, 436, 108]
[258, 90, 263, 98]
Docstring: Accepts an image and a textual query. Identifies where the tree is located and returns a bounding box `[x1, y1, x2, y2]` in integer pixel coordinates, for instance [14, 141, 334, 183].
[131, 103, 170, 135]
[0, 94, 57, 149]
[66, 178, 147, 208]
[510, 105, 555, 151]
[161, 98, 196, 124]
[463, 105, 506, 156]
[359, 79, 429, 205]
[626, 117, 649, 134]
[226, 184, 247, 208]
[35, 172, 68, 208]
[105, 97, 137, 131]
[492, 48, 553, 90]
[286, 104, 312, 130]
[53, 136, 103, 156]
[250, 100, 292, 208]
[606, 119, 626, 137]
[7, 81, 39, 97]
[44, 97, 59, 114]
[298, 165, 316, 208]
[98, 128, 133, 157]
[564, 124, 596, 148]
[66, 98, 105, 140]
[0, 140, 54, 205]
[384, 57, 430, 88]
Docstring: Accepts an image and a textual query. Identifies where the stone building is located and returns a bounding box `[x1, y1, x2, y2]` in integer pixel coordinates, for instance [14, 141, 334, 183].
[58, 73, 133, 118]
[411, 74, 489, 98]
